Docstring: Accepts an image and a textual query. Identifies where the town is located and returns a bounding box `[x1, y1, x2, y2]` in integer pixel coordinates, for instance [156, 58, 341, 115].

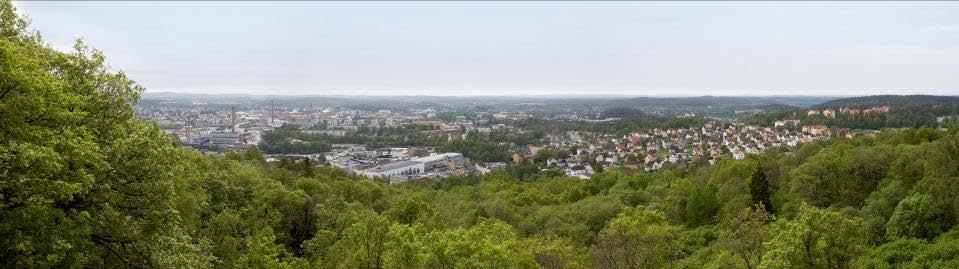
[135, 97, 884, 183]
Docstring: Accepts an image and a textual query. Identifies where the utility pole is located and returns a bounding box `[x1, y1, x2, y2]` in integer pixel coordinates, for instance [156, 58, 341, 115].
[270, 100, 275, 127]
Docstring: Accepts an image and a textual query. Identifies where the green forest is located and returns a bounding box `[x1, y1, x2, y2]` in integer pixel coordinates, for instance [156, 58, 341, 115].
[258, 125, 523, 163]
[4, 1, 959, 268]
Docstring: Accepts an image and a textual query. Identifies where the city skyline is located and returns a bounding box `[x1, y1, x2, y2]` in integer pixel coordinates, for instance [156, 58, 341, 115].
[15, 1, 959, 96]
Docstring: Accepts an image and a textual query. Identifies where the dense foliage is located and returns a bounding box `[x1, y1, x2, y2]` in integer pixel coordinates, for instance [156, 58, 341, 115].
[258, 124, 448, 155]
[508, 108, 706, 137]
[600, 108, 706, 135]
[5, 2, 959, 268]
[258, 124, 518, 162]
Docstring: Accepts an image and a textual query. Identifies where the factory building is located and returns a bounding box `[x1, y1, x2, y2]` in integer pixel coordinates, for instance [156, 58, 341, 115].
[190, 131, 239, 150]
[413, 152, 466, 170]
[359, 160, 425, 178]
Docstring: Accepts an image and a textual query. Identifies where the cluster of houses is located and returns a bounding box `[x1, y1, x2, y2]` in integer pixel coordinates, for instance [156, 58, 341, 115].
[515, 121, 860, 173]
[807, 105, 891, 118]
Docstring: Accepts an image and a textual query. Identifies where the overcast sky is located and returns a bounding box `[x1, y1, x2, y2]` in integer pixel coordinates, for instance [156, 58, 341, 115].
[13, 1, 959, 96]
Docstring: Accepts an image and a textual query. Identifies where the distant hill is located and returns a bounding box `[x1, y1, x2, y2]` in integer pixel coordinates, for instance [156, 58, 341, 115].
[138, 92, 622, 112]
[607, 96, 837, 109]
[813, 95, 959, 109]
[602, 96, 839, 118]
[139, 93, 840, 117]
[747, 95, 959, 129]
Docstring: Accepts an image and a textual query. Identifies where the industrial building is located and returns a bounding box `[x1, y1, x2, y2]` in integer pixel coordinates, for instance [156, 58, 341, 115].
[413, 152, 465, 170]
[190, 131, 240, 150]
[359, 160, 425, 178]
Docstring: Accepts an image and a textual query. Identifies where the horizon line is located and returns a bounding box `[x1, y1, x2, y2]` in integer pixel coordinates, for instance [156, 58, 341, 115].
[142, 91, 887, 98]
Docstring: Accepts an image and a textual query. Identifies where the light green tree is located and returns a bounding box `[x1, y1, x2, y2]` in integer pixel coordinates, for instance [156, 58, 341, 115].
[338, 211, 391, 269]
[237, 227, 306, 269]
[722, 206, 772, 269]
[885, 193, 948, 240]
[760, 203, 866, 269]
[591, 206, 682, 269]
[0, 1, 206, 266]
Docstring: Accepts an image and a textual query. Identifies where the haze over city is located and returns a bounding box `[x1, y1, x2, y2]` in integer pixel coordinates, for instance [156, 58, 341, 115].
[14, 1, 959, 96]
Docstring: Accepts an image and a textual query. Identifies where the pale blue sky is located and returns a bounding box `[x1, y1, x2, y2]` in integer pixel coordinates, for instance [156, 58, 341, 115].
[13, 1, 959, 96]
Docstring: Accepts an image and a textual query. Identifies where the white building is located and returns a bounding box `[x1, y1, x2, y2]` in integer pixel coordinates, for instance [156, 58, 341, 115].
[731, 148, 746, 160]
[359, 160, 425, 178]
[413, 153, 465, 170]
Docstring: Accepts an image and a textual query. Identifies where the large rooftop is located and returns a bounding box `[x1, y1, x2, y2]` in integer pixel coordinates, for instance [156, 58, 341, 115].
[363, 160, 422, 173]
[413, 153, 463, 163]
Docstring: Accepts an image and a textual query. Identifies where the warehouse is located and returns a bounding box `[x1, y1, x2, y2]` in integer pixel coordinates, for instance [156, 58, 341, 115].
[413, 153, 466, 170]
[359, 160, 425, 178]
